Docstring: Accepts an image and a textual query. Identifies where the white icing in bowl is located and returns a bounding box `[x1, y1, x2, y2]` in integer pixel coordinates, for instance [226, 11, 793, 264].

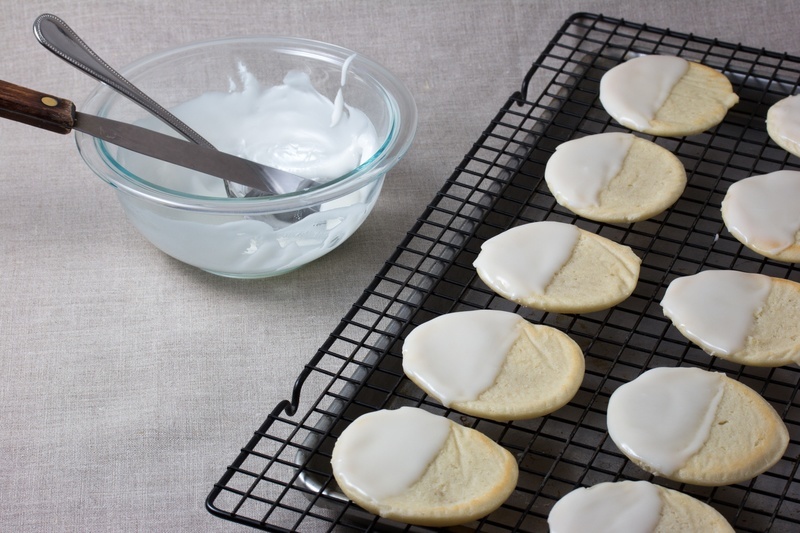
[76, 36, 417, 278]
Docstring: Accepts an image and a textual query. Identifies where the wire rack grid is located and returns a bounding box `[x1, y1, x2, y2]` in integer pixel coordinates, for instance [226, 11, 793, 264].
[207, 12, 800, 532]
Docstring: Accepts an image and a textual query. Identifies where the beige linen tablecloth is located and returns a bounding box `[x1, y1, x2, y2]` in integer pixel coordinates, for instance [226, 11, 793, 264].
[1, 1, 798, 531]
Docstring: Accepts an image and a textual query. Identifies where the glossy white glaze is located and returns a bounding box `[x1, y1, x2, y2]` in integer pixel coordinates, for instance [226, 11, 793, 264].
[600, 55, 689, 130]
[331, 407, 451, 503]
[117, 64, 380, 275]
[661, 270, 771, 355]
[722, 170, 800, 255]
[545, 132, 635, 208]
[402, 310, 523, 405]
[767, 94, 800, 154]
[472, 221, 580, 297]
[607, 367, 724, 476]
[181, 67, 377, 186]
[548, 480, 662, 533]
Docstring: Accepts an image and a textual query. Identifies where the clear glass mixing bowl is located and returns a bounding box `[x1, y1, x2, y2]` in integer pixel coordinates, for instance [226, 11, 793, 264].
[76, 36, 417, 278]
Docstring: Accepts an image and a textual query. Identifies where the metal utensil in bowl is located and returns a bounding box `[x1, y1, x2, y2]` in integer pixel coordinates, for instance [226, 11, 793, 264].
[32, 13, 315, 198]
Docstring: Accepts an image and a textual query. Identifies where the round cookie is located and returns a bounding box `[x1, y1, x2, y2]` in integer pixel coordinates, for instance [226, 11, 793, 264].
[473, 221, 641, 314]
[607, 367, 789, 486]
[331, 407, 518, 527]
[600, 55, 739, 137]
[721, 170, 800, 263]
[661, 270, 800, 366]
[767, 93, 800, 158]
[548, 480, 733, 532]
[544, 132, 687, 223]
[402, 309, 585, 421]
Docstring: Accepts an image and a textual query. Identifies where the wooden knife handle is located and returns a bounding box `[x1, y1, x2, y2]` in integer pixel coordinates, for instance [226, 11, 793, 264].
[0, 79, 75, 134]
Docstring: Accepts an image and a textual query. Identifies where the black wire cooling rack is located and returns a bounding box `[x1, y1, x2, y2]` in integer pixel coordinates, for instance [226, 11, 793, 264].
[207, 13, 800, 532]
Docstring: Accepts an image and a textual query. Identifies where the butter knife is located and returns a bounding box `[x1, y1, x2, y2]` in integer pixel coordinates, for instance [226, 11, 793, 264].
[0, 79, 315, 195]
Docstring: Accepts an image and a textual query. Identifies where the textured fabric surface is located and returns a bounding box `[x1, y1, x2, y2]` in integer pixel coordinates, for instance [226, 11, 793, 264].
[1, 1, 798, 531]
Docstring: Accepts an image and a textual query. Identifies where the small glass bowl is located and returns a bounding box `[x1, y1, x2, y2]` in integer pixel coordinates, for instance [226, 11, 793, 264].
[76, 36, 417, 278]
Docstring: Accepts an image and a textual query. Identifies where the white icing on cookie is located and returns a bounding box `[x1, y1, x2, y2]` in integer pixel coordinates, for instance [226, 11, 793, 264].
[473, 221, 580, 297]
[402, 310, 523, 406]
[544, 132, 635, 208]
[661, 270, 771, 356]
[767, 94, 800, 155]
[607, 367, 724, 476]
[722, 170, 800, 256]
[331, 407, 451, 503]
[548, 480, 662, 533]
[600, 55, 689, 131]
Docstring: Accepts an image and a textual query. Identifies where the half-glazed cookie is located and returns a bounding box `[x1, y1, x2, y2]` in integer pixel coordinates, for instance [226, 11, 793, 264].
[548, 480, 733, 532]
[767, 93, 800, 158]
[331, 407, 518, 527]
[661, 270, 800, 366]
[600, 55, 738, 137]
[607, 367, 789, 486]
[473, 221, 641, 313]
[721, 170, 800, 263]
[402, 309, 584, 421]
[544, 132, 686, 223]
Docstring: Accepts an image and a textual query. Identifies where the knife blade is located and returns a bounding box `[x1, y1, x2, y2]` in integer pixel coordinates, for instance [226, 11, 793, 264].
[0, 79, 315, 195]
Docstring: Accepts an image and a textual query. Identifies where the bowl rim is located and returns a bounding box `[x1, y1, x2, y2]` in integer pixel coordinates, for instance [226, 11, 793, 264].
[75, 35, 417, 214]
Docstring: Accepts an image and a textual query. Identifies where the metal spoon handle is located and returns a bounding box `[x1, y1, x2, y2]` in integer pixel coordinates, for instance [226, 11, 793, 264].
[33, 13, 213, 149]
[32, 13, 316, 200]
